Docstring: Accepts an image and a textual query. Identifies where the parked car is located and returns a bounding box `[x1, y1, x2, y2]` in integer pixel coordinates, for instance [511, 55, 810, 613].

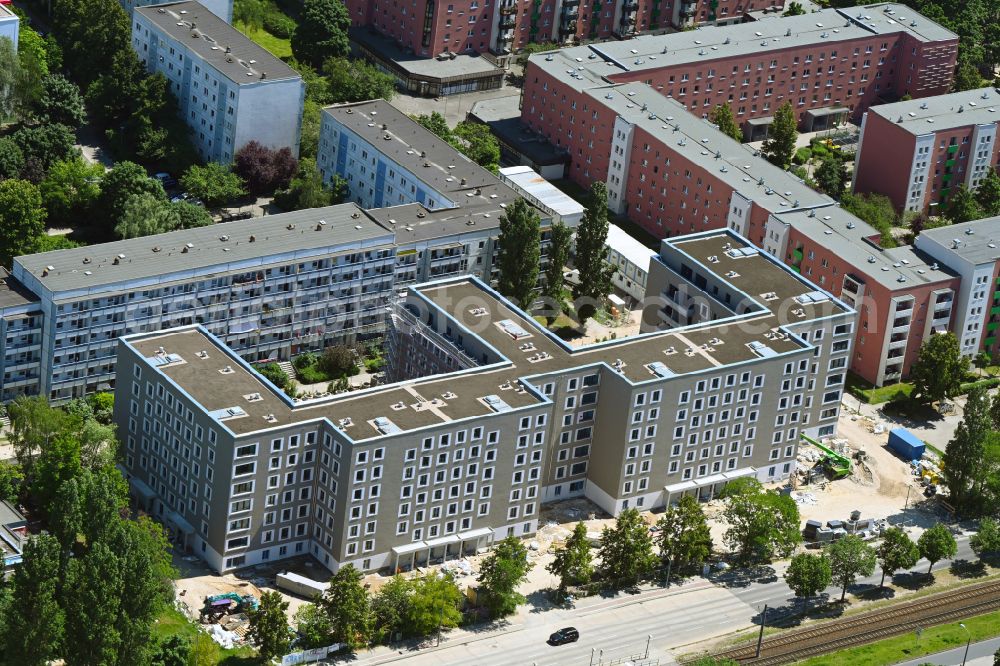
[548, 627, 579, 645]
[154, 172, 178, 189]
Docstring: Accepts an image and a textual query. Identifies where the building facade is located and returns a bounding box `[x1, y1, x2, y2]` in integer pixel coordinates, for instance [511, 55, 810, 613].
[915, 217, 1000, 360]
[0, 4, 19, 50]
[121, 0, 233, 23]
[853, 87, 1000, 214]
[0, 269, 42, 403]
[113, 228, 855, 574]
[132, 1, 304, 163]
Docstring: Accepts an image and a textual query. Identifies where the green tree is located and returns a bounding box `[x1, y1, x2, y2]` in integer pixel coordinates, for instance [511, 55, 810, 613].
[826, 535, 877, 602]
[234, 0, 266, 33]
[33, 74, 86, 127]
[294, 603, 334, 649]
[0, 179, 45, 268]
[300, 98, 323, 158]
[6, 396, 73, 477]
[909, 332, 968, 405]
[876, 527, 920, 587]
[406, 573, 463, 638]
[572, 181, 616, 324]
[248, 590, 292, 660]
[0, 460, 23, 504]
[976, 168, 1000, 217]
[547, 521, 594, 593]
[453, 121, 501, 172]
[815, 154, 847, 197]
[52, 0, 131, 87]
[274, 159, 343, 211]
[477, 536, 534, 618]
[115, 193, 182, 239]
[783, 1, 805, 15]
[0, 136, 25, 180]
[496, 197, 541, 310]
[722, 477, 802, 564]
[656, 495, 713, 575]
[598, 508, 657, 587]
[97, 161, 167, 236]
[708, 103, 743, 142]
[150, 635, 191, 666]
[180, 163, 246, 207]
[322, 56, 397, 103]
[944, 387, 993, 514]
[945, 183, 984, 223]
[541, 221, 572, 325]
[784, 552, 832, 612]
[763, 102, 798, 169]
[841, 192, 900, 248]
[415, 111, 452, 140]
[0, 36, 27, 121]
[320, 564, 373, 650]
[371, 575, 412, 643]
[975, 351, 993, 376]
[63, 541, 122, 665]
[918, 523, 958, 574]
[10, 123, 79, 177]
[2, 535, 65, 666]
[39, 156, 104, 228]
[954, 60, 984, 91]
[49, 476, 84, 579]
[971, 517, 1000, 559]
[292, 0, 351, 68]
[171, 200, 211, 230]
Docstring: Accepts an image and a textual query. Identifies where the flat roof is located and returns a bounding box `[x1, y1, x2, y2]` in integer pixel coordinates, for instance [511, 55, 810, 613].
[350, 28, 501, 80]
[136, 1, 300, 84]
[498, 166, 585, 218]
[15, 204, 394, 295]
[530, 4, 955, 89]
[126, 230, 850, 439]
[0, 268, 39, 311]
[918, 215, 1000, 264]
[469, 96, 570, 166]
[322, 100, 520, 207]
[773, 206, 956, 288]
[590, 84, 829, 215]
[606, 224, 657, 269]
[868, 87, 1000, 134]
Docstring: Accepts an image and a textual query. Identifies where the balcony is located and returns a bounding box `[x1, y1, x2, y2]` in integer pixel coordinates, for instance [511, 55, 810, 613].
[562, 5, 579, 17]
[501, 16, 516, 28]
[500, 3, 516, 14]
[622, 0, 639, 9]
[891, 320, 911, 334]
[559, 21, 577, 34]
[563, 0, 580, 5]
[888, 335, 907, 349]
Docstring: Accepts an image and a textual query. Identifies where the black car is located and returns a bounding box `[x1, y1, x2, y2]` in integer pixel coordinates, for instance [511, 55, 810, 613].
[548, 627, 580, 645]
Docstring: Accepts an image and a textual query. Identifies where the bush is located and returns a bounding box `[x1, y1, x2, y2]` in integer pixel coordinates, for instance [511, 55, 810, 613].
[292, 352, 317, 371]
[318, 345, 358, 378]
[296, 364, 333, 385]
[263, 11, 296, 38]
[959, 377, 1000, 393]
[256, 362, 289, 389]
[364, 357, 385, 372]
[792, 146, 812, 165]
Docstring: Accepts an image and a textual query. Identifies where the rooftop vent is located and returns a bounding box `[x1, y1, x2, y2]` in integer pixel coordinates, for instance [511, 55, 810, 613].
[83, 257, 91, 264]
[249, 235, 256, 242]
[182, 243, 194, 253]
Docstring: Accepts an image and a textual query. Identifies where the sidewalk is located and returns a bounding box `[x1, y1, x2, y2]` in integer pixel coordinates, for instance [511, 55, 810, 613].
[337, 578, 714, 665]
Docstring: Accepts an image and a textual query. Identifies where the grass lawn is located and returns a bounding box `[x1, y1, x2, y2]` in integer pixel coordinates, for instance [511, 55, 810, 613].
[797, 608, 1000, 666]
[235, 23, 292, 59]
[153, 607, 257, 665]
[845, 371, 914, 404]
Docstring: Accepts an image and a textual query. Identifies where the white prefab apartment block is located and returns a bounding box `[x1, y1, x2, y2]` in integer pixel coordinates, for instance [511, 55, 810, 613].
[131, 1, 304, 163]
[0, 4, 19, 50]
[121, 0, 233, 23]
[605, 224, 657, 303]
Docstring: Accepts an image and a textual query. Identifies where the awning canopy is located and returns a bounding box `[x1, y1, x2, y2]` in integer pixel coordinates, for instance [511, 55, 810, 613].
[425, 535, 460, 549]
[166, 510, 194, 535]
[392, 542, 427, 556]
[665, 467, 756, 495]
[747, 115, 775, 126]
[807, 106, 849, 117]
[458, 527, 494, 541]
[129, 477, 157, 502]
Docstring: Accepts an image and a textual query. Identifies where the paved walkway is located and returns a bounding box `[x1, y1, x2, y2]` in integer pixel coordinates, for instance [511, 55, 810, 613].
[896, 635, 1000, 666]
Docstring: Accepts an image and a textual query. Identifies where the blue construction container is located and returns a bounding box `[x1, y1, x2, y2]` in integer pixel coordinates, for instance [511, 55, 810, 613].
[888, 428, 926, 461]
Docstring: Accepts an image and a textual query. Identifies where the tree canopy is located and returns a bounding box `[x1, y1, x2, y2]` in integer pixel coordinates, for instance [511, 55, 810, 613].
[547, 522, 594, 593]
[320, 565, 373, 649]
[655, 495, 713, 574]
[496, 198, 541, 310]
[0, 179, 46, 269]
[573, 181, 616, 324]
[909, 332, 969, 405]
[918, 523, 958, 574]
[180, 163, 246, 207]
[722, 478, 801, 564]
[292, 0, 351, 68]
[784, 553, 832, 612]
[826, 535, 877, 601]
[708, 104, 743, 142]
[876, 527, 920, 587]
[598, 508, 657, 587]
[762, 102, 797, 169]
[477, 536, 533, 618]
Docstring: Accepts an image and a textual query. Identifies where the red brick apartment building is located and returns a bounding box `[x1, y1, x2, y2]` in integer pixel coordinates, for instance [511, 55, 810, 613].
[853, 87, 1000, 214]
[344, 0, 786, 60]
[511, 4, 960, 385]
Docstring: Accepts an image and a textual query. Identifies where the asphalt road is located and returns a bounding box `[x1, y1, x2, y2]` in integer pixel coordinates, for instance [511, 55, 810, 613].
[343, 581, 756, 666]
[897, 636, 1000, 666]
[715, 535, 976, 625]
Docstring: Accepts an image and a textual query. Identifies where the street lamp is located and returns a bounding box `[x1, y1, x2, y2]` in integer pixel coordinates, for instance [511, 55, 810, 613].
[959, 623, 971, 666]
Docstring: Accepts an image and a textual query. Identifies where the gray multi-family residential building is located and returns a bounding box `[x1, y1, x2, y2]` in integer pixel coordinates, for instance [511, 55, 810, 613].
[121, 0, 232, 23]
[112, 229, 856, 575]
[0, 102, 565, 405]
[131, 1, 303, 162]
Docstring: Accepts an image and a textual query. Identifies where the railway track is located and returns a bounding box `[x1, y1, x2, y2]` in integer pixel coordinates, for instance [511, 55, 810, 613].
[713, 579, 1000, 665]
